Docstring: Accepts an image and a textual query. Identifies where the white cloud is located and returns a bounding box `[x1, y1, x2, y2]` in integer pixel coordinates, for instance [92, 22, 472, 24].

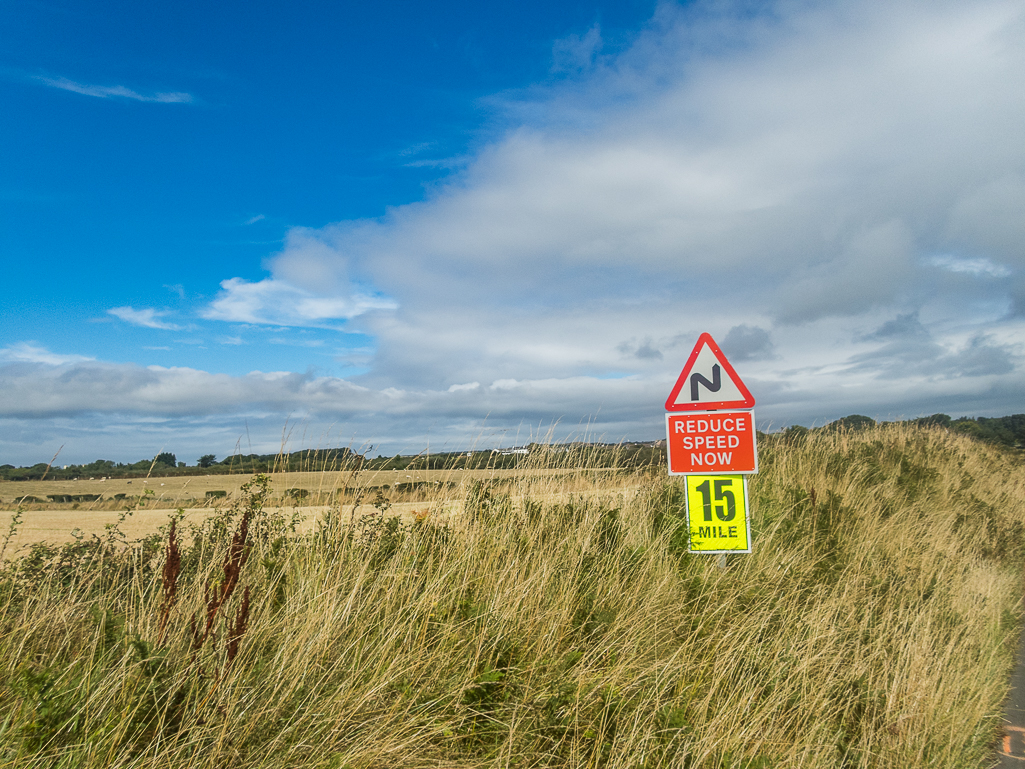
[201, 277, 396, 327]
[928, 254, 1012, 277]
[108, 306, 182, 330]
[199, 227, 398, 326]
[0, 343, 93, 366]
[268, 337, 326, 348]
[34, 75, 193, 103]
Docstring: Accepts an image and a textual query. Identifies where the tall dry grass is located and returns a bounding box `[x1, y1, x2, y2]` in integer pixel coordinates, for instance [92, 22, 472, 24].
[1, 423, 1024, 768]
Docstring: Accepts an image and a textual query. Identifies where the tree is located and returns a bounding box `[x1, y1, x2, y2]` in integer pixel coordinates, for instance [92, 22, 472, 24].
[780, 425, 810, 442]
[914, 414, 952, 428]
[155, 452, 177, 467]
[198, 454, 217, 468]
[826, 415, 876, 432]
[84, 459, 116, 474]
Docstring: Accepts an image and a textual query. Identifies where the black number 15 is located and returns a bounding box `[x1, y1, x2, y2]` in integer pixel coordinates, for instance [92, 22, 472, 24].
[695, 479, 737, 522]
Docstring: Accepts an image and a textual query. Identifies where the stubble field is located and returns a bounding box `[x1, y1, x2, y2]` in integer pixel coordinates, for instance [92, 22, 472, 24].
[1, 467, 583, 509]
[0, 467, 634, 556]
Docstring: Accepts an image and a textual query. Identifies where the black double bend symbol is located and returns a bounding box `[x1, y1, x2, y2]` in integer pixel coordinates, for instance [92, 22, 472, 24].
[690, 364, 722, 401]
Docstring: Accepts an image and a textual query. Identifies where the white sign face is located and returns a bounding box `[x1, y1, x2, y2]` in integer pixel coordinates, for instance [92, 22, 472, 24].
[666, 410, 758, 475]
[665, 333, 755, 412]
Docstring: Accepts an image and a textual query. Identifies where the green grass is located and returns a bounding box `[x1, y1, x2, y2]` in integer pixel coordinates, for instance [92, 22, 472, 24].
[1, 423, 1024, 768]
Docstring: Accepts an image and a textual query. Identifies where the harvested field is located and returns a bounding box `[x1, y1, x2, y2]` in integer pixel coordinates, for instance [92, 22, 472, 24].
[0, 466, 636, 509]
[0, 465, 651, 557]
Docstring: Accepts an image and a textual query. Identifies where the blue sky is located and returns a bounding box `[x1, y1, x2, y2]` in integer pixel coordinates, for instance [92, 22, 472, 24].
[2, 0, 1024, 465]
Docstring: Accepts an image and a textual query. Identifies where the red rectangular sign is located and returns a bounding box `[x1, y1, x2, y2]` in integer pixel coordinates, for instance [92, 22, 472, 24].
[666, 410, 758, 475]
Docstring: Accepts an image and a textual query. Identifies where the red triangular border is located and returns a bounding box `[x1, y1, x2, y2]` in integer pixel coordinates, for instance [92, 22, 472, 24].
[665, 332, 755, 411]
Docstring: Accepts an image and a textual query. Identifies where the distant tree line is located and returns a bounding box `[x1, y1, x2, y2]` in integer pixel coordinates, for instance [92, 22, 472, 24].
[778, 413, 1025, 450]
[0, 442, 666, 482]
[0, 447, 364, 482]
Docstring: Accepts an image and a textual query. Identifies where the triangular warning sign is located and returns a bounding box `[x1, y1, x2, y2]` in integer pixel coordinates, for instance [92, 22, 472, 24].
[665, 333, 755, 411]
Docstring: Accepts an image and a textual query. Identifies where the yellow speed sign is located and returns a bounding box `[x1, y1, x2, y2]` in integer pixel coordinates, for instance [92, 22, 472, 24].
[685, 474, 751, 553]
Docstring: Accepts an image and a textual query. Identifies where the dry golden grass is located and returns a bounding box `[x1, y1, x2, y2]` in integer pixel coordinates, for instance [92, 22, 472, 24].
[1, 424, 1023, 768]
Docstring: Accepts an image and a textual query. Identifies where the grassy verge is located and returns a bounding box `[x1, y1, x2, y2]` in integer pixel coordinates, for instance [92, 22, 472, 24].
[1, 423, 1023, 768]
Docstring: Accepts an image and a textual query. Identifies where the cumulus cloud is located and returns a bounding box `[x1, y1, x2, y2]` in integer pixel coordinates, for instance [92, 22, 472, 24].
[34, 75, 193, 103]
[201, 229, 397, 327]
[201, 277, 397, 327]
[212, 0, 1023, 408]
[108, 306, 182, 330]
[0, 335, 1020, 461]
[185, 0, 1025, 436]
[0, 350, 660, 440]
